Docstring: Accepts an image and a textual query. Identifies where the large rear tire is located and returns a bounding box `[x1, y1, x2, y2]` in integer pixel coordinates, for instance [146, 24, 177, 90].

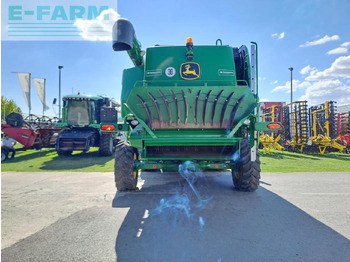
[114, 141, 138, 191]
[232, 139, 260, 192]
[99, 133, 114, 156]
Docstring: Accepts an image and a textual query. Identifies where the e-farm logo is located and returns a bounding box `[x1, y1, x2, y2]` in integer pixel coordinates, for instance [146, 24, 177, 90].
[2, 0, 118, 41]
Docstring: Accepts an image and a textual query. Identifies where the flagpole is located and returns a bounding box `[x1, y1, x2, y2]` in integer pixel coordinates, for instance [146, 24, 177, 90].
[29, 73, 31, 115]
[58, 66, 63, 120]
[43, 78, 46, 116]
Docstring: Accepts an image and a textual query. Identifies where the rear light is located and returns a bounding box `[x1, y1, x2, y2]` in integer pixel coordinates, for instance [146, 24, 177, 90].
[215, 165, 219, 169]
[267, 123, 281, 129]
[153, 165, 157, 169]
[101, 124, 115, 131]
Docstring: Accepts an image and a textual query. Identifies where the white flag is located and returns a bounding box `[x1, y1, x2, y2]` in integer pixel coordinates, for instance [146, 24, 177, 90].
[33, 78, 50, 111]
[17, 73, 31, 110]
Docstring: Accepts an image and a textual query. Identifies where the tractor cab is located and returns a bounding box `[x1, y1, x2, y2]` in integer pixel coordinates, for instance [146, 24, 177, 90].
[62, 94, 116, 127]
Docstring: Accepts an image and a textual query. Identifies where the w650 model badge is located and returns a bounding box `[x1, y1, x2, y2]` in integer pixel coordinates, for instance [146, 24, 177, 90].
[180, 62, 200, 80]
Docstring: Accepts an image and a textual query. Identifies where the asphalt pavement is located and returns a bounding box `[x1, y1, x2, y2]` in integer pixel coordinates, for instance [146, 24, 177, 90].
[1, 171, 350, 262]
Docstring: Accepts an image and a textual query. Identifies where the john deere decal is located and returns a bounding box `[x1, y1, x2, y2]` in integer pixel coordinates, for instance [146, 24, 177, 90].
[180, 62, 200, 80]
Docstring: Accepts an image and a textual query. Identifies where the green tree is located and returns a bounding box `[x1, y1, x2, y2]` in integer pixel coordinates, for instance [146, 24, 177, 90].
[1, 96, 22, 122]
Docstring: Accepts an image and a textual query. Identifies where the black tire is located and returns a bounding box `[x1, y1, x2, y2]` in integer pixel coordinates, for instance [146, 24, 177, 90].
[99, 133, 114, 156]
[232, 139, 260, 192]
[1, 147, 9, 162]
[114, 141, 138, 191]
[6, 112, 24, 127]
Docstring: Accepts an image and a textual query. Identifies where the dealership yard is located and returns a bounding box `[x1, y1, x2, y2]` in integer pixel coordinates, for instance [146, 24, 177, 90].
[2, 171, 350, 261]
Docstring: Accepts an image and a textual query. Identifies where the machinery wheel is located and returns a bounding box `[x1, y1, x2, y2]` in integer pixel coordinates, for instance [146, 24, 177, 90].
[1, 147, 9, 162]
[232, 139, 260, 192]
[114, 141, 138, 191]
[99, 133, 114, 156]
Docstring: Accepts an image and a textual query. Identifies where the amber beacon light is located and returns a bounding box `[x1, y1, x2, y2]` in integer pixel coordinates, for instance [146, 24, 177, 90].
[186, 37, 193, 46]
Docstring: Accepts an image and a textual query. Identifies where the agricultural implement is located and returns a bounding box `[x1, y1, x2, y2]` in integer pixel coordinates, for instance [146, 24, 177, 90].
[104, 18, 281, 191]
[1, 112, 61, 162]
[263, 101, 347, 154]
[282, 101, 309, 152]
[337, 111, 350, 149]
[307, 101, 345, 154]
[259, 105, 284, 153]
[55, 94, 120, 156]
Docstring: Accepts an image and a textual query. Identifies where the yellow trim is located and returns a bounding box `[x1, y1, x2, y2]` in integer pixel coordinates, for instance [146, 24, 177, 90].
[133, 153, 138, 179]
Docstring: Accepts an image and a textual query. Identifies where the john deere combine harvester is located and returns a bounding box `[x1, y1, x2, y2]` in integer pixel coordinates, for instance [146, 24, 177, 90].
[107, 19, 281, 191]
[56, 94, 120, 156]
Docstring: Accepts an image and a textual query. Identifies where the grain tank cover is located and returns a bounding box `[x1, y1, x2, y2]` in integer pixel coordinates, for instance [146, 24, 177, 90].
[144, 45, 237, 83]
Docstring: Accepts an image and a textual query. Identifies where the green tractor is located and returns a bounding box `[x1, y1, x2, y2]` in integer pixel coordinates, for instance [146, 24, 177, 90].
[56, 94, 120, 156]
[107, 19, 281, 191]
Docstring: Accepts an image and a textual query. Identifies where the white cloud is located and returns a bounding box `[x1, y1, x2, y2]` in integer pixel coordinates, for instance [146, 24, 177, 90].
[300, 65, 317, 75]
[299, 79, 350, 106]
[259, 98, 269, 102]
[299, 35, 340, 47]
[271, 80, 311, 93]
[278, 53, 350, 106]
[305, 55, 350, 81]
[270, 80, 278, 85]
[74, 8, 120, 41]
[272, 32, 285, 39]
[327, 47, 348, 55]
[273, 77, 350, 106]
[341, 42, 350, 47]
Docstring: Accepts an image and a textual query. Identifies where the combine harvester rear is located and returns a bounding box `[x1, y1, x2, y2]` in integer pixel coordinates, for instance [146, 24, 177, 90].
[105, 19, 281, 192]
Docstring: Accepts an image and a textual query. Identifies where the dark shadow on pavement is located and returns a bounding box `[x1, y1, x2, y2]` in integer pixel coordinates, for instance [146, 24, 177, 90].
[40, 151, 112, 170]
[113, 172, 350, 262]
[1, 149, 53, 163]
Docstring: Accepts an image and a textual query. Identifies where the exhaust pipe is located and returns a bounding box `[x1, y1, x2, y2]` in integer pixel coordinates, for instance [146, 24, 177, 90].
[112, 19, 144, 67]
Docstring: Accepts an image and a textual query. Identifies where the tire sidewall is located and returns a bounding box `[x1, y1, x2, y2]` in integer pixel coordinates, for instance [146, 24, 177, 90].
[1, 148, 9, 162]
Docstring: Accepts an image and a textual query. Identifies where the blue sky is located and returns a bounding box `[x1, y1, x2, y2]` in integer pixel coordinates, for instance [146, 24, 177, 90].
[2, 0, 350, 116]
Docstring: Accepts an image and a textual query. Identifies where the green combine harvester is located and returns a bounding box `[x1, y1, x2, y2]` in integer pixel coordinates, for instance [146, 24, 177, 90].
[56, 94, 120, 156]
[105, 19, 280, 191]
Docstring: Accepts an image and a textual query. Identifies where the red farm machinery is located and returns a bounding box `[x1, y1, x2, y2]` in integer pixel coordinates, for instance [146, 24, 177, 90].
[1, 112, 61, 162]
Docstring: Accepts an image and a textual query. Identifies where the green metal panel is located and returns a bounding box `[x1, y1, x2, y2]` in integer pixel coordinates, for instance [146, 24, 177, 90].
[144, 46, 237, 82]
[124, 81, 255, 130]
[121, 66, 144, 117]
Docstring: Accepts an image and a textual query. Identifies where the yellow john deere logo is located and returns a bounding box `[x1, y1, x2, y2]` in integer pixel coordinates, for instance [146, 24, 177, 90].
[180, 62, 200, 80]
